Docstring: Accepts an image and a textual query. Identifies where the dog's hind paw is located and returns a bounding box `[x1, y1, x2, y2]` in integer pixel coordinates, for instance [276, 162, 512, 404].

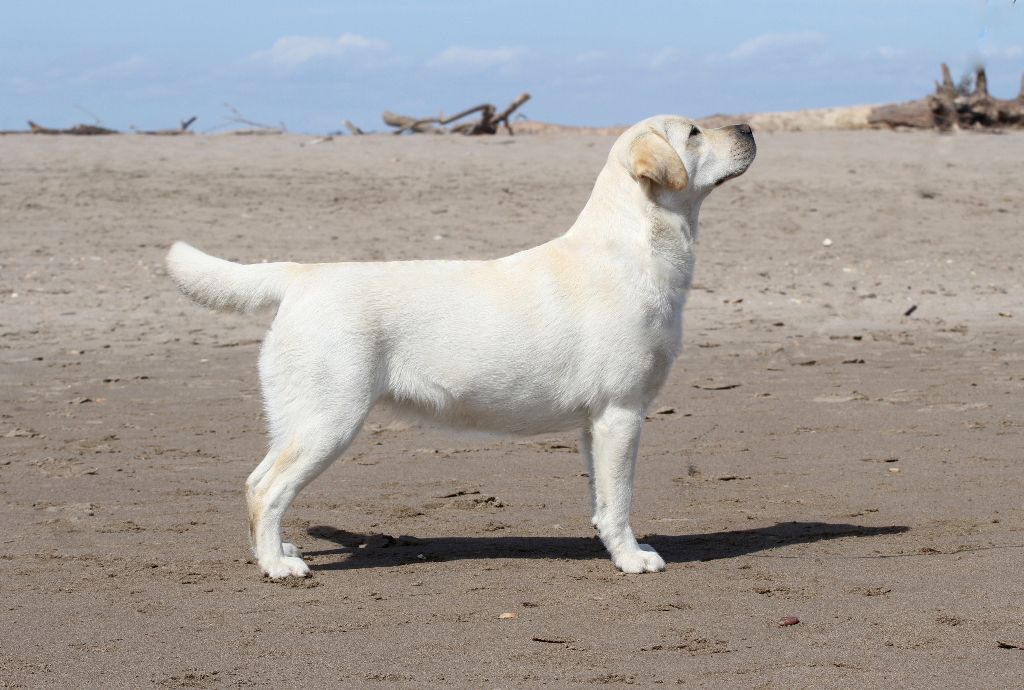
[261, 555, 311, 579]
[613, 545, 666, 574]
[281, 542, 302, 558]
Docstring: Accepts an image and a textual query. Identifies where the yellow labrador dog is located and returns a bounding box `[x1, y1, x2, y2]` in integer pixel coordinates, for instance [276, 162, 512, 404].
[167, 115, 755, 578]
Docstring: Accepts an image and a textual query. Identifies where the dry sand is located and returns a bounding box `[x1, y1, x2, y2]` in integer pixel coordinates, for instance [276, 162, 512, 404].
[1, 129, 1022, 688]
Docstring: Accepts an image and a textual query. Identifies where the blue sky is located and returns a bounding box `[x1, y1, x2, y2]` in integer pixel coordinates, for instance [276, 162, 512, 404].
[2, 1, 1022, 133]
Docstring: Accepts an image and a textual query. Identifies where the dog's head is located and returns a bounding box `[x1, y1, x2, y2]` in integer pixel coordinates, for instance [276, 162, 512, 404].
[614, 115, 756, 200]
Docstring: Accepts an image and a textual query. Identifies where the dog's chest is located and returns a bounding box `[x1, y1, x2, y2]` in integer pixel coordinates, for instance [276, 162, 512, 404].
[638, 242, 693, 375]
[595, 282, 685, 401]
[641, 292, 685, 360]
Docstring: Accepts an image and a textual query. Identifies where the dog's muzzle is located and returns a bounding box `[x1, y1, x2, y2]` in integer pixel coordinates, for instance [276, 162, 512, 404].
[716, 124, 756, 186]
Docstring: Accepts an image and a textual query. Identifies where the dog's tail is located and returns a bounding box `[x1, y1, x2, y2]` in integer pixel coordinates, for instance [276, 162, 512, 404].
[166, 242, 298, 313]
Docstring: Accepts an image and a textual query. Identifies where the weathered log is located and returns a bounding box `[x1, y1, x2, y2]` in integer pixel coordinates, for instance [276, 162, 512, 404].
[382, 92, 531, 135]
[141, 116, 197, 135]
[975, 68, 989, 98]
[28, 121, 118, 135]
[869, 64, 1024, 130]
[491, 92, 531, 134]
[222, 103, 285, 134]
[866, 99, 934, 129]
[938, 63, 955, 95]
[453, 104, 496, 135]
[382, 111, 441, 133]
[388, 103, 492, 134]
[950, 66, 1024, 128]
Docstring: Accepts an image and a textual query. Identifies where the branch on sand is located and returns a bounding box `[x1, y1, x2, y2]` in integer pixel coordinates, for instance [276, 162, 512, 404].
[28, 116, 198, 136]
[220, 104, 286, 135]
[138, 116, 198, 136]
[342, 119, 365, 135]
[382, 93, 531, 135]
[28, 121, 119, 135]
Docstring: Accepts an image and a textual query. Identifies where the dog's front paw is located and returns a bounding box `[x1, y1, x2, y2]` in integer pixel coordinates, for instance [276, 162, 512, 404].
[612, 545, 666, 574]
[261, 555, 311, 579]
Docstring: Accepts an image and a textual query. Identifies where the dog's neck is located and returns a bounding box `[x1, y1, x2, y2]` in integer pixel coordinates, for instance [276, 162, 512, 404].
[566, 164, 701, 290]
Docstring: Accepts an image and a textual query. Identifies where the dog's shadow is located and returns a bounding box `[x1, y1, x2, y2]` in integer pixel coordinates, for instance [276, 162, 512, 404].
[303, 521, 909, 571]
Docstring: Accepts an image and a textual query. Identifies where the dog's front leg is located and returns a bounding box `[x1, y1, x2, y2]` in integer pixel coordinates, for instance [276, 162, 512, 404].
[589, 404, 666, 573]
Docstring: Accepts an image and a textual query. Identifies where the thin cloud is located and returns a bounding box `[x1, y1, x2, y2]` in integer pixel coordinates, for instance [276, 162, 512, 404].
[5, 75, 33, 90]
[574, 50, 606, 64]
[647, 48, 680, 70]
[980, 45, 1024, 59]
[866, 46, 909, 60]
[76, 55, 147, 84]
[430, 46, 524, 69]
[251, 33, 388, 69]
[721, 32, 827, 61]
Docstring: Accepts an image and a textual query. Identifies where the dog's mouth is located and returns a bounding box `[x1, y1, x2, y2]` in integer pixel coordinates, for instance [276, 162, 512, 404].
[714, 147, 757, 187]
[714, 168, 746, 187]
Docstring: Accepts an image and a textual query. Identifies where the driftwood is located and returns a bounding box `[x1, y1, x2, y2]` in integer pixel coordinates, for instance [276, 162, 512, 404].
[869, 64, 1024, 130]
[387, 103, 493, 134]
[383, 92, 531, 135]
[139, 116, 197, 136]
[342, 119, 365, 136]
[28, 116, 197, 136]
[221, 103, 286, 134]
[382, 111, 443, 134]
[28, 121, 118, 135]
[299, 136, 335, 148]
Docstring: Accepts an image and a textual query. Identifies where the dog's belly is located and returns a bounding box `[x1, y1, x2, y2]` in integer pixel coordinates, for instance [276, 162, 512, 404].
[380, 349, 596, 435]
[381, 391, 588, 436]
[379, 326, 678, 436]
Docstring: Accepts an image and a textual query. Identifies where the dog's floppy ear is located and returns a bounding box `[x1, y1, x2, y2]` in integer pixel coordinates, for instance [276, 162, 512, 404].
[627, 130, 688, 191]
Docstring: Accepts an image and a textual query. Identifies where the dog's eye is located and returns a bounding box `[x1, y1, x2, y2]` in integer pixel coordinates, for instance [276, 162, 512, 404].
[688, 127, 701, 139]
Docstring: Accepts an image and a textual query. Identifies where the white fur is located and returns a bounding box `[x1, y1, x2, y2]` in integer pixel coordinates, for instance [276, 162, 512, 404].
[166, 243, 293, 313]
[166, 115, 756, 577]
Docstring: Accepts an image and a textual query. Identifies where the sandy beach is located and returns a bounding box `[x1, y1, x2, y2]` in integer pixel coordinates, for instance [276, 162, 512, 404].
[1, 129, 1022, 687]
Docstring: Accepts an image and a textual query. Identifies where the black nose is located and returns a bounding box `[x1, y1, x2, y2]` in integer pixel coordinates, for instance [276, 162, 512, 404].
[736, 123, 752, 135]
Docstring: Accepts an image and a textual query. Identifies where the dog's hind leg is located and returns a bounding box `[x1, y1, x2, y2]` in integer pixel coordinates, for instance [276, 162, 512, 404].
[246, 411, 367, 578]
[589, 404, 665, 574]
[246, 319, 380, 576]
[246, 351, 375, 577]
[580, 427, 604, 530]
[246, 448, 281, 548]
[245, 446, 306, 559]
